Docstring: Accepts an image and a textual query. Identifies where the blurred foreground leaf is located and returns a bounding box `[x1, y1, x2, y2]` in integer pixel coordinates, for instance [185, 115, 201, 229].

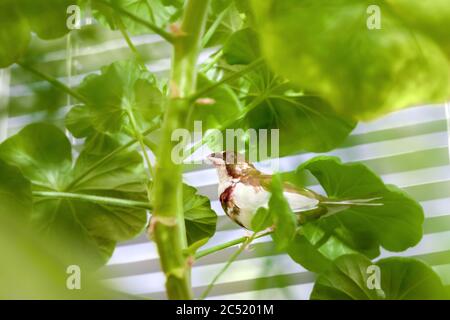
[251, 0, 450, 120]
[0, 0, 72, 67]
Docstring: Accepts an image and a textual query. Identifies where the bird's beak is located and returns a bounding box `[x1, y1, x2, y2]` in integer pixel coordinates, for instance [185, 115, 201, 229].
[206, 153, 222, 166]
[206, 155, 216, 165]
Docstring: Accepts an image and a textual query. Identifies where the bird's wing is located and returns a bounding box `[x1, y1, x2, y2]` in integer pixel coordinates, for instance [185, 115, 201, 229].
[283, 190, 320, 212]
[244, 174, 322, 212]
[255, 174, 323, 200]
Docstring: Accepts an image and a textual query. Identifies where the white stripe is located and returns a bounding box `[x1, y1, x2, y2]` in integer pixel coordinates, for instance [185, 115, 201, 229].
[184, 132, 449, 187]
[0, 69, 10, 142]
[446, 101, 450, 162]
[41, 34, 164, 62]
[353, 104, 446, 135]
[109, 199, 450, 266]
[104, 254, 305, 295]
[207, 283, 314, 300]
[104, 230, 450, 294]
[10, 48, 217, 97]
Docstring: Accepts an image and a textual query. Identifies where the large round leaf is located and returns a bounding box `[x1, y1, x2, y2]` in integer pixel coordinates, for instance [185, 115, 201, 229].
[188, 74, 242, 131]
[0, 124, 148, 266]
[93, 0, 180, 35]
[311, 254, 448, 300]
[66, 60, 163, 138]
[223, 28, 260, 65]
[387, 0, 450, 55]
[240, 93, 356, 155]
[0, 159, 32, 221]
[250, 0, 450, 120]
[20, 0, 72, 40]
[0, 0, 73, 67]
[183, 184, 218, 246]
[296, 156, 424, 252]
[0, 1, 30, 68]
[287, 223, 363, 273]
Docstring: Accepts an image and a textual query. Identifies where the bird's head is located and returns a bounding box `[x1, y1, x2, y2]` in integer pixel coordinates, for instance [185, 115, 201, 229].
[207, 151, 258, 179]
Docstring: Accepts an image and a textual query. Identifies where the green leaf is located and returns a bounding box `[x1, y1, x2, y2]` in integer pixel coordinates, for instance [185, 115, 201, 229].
[223, 28, 260, 65]
[250, 0, 450, 120]
[251, 207, 272, 233]
[67, 60, 163, 138]
[183, 184, 218, 246]
[268, 175, 297, 250]
[0, 124, 148, 266]
[0, 0, 74, 67]
[0, 208, 117, 299]
[65, 105, 97, 138]
[0, 1, 30, 68]
[20, 0, 72, 40]
[204, 0, 244, 47]
[219, 66, 356, 156]
[93, 0, 180, 35]
[189, 74, 242, 131]
[296, 156, 424, 252]
[161, 0, 184, 8]
[387, 0, 450, 56]
[0, 159, 32, 221]
[242, 89, 356, 155]
[311, 254, 448, 300]
[287, 230, 332, 274]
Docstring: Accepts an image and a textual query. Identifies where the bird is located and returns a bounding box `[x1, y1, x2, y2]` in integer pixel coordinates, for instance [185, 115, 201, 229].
[207, 151, 382, 230]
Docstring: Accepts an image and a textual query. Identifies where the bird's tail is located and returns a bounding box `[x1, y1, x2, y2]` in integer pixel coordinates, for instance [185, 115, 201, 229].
[297, 197, 383, 224]
[319, 197, 383, 218]
[321, 197, 384, 207]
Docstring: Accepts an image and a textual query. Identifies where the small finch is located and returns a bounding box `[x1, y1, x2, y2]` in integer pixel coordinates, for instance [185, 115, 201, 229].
[208, 151, 382, 230]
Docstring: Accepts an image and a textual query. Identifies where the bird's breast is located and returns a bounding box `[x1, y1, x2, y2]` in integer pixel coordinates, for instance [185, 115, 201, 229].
[228, 182, 270, 229]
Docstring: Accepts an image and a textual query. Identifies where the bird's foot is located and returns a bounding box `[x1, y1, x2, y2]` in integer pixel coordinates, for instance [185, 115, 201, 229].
[239, 230, 255, 251]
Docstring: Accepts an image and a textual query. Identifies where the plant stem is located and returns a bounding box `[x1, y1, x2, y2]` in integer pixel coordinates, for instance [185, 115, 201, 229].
[94, 0, 174, 43]
[17, 62, 88, 104]
[201, 4, 230, 48]
[190, 58, 264, 101]
[195, 229, 273, 259]
[33, 191, 151, 210]
[127, 110, 154, 179]
[199, 232, 258, 300]
[115, 15, 147, 69]
[152, 0, 211, 300]
[200, 50, 223, 73]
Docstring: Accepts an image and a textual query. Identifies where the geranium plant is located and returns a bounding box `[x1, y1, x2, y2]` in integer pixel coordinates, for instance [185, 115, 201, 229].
[0, 0, 449, 299]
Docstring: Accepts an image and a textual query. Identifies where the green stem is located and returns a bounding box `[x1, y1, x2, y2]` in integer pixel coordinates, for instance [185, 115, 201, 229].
[195, 229, 273, 260]
[17, 62, 88, 104]
[94, 0, 174, 43]
[200, 50, 223, 73]
[199, 232, 258, 300]
[152, 0, 211, 300]
[190, 58, 264, 101]
[127, 110, 154, 179]
[33, 191, 151, 210]
[115, 15, 147, 69]
[201, 4, 230, 48]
